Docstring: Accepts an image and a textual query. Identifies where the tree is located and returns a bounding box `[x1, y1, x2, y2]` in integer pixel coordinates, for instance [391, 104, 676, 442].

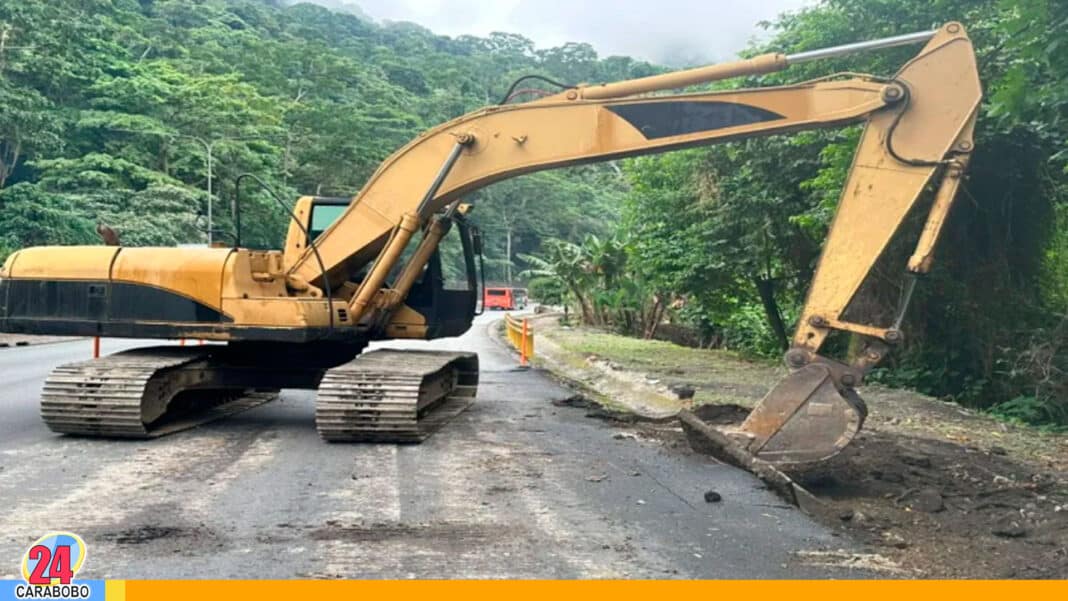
[519, 240, 596, 324]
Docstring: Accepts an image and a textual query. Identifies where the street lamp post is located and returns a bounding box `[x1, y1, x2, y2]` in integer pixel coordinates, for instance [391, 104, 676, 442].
[187, 137, 229, 245]
[190, 136, 263, 244]
[200, 139, 215, 245]
[114, 129, 256, 245]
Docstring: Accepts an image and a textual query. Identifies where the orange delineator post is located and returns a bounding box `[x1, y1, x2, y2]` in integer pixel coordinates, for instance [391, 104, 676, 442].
[520, 318, 529, 367]
[93, 336, 100, 358]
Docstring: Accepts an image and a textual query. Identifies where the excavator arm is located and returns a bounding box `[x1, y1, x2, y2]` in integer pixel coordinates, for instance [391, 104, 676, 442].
[291, 23, 978, 303]
[291, 22, 979, 466]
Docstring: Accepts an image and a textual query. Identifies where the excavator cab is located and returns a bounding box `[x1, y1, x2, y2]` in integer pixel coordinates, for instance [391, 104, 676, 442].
[307, 199, 350, 242]
[283, 196, 351, 270]
[381, 212, 482, 340]
[284, 196, 483, 341]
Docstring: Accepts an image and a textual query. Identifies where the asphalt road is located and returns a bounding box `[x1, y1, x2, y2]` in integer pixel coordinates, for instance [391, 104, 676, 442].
[0, 314, 870, 578]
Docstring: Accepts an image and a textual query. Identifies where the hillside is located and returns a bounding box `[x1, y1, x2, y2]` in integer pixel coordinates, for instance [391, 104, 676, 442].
[0, 0, 648, 275]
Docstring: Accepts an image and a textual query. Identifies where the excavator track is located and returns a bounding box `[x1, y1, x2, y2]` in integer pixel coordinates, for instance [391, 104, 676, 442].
[41, 347, 276, 438]
[316, 350, 479, 442]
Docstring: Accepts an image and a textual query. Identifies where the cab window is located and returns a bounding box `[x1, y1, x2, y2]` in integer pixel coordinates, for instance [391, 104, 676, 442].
[308, 203, 347, 242]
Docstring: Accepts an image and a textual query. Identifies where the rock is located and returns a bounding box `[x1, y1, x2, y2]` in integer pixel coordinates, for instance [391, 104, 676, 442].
[838, 509, 855, 521]
[703, 490, 722, 503]
[553, 394, 594, 408]
[881, 531, 909, 549]
[989, 445, 1008, 456]
[909, 488, 945, 513]
[991, 520, 1027, 538]
[993, 475, 1012, 486]
[586, 474, 608, 483]
[669, 384, 696, 400]
[900, 452, 932, 468]
[636, 499, 646, 505]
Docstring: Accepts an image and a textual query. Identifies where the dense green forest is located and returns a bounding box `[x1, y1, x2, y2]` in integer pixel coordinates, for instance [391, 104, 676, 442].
[1, 0, 1065, 422]
[0, 0, 641, 268]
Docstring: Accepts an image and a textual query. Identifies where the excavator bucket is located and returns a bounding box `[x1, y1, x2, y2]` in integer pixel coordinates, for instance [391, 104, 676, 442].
[681, 364, 867, 469]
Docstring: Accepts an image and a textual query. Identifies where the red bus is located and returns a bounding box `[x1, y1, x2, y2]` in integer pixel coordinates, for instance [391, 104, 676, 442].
[484, 287, 527, 310]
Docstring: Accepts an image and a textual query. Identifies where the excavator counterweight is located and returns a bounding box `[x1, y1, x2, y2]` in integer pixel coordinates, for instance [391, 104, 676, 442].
[0, 23, 980, 464]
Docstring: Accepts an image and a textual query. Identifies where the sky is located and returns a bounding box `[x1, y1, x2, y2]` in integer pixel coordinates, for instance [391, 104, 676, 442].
[311, 0, 813, 66]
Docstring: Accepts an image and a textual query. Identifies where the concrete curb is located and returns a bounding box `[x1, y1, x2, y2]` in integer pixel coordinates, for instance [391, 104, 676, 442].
[521, 315, 686, 419]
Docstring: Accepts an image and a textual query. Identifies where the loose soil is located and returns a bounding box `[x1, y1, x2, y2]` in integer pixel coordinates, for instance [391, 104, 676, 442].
[531, 315, 1068, 578]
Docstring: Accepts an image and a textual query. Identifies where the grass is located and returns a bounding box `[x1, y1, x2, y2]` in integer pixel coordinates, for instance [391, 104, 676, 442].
[544, 324, 785, 408]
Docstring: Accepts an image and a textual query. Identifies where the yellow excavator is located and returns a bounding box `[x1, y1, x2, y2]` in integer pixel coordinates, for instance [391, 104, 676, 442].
[0, 23, 980, 466]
